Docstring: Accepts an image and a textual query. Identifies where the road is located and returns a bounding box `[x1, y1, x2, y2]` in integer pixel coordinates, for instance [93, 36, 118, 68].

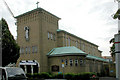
[99, 77, 117, 80]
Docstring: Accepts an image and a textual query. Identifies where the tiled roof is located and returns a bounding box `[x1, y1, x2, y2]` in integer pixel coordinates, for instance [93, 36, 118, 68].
[47, 46, 108, 62]
[47, 46, 87, 56]
[86, 54, 108, 62]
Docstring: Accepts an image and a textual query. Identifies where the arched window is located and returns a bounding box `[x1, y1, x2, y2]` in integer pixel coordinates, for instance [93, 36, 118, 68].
[75, 59, 78, 66]
[69, 59, 73, 66]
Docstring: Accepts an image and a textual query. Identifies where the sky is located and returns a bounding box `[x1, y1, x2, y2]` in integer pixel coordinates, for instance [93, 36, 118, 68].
[0, 0, 118, 56]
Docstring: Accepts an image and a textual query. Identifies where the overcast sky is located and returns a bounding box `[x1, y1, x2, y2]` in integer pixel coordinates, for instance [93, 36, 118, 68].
[1, 0, 118, 56]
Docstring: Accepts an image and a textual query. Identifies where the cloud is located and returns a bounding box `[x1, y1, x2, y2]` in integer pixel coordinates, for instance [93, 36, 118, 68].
[1, 0, 118, 56]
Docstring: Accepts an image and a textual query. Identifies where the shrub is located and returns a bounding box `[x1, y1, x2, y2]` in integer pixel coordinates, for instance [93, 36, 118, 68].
[40, 72, 51, 79]
[26, 73, 33, 79]
[32, 73, 41, 79]
[54, 73, 63, 79]
[80, 72, 96, 80]
[26, 72, 51, 79]
[74, 73, 83, 80]
[65, 73, 75, 80]
[26, 72, 97, 80]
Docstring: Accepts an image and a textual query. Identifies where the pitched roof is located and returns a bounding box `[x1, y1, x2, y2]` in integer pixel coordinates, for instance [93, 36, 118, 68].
[57, 29, 98, 47]
[15, 8, 60, 19]
[86, 54, 108, 62]
[47, 46, 108, 62]
[47, 46, 87, 56]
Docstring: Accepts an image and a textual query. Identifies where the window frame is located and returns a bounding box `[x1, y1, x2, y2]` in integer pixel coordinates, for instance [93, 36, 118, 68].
[75, 59, 78, 66]
[48, 32, 50, 39]
[69, 59, 73, 66]
[65, 59, 68, 66]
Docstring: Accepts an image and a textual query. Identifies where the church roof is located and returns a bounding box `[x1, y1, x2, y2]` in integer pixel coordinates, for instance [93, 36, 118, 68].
[87, 54, 108, 62]
[57, 29, 99, 47]
[47, 46, 108, 62]
[15, 8, 60, 19]
[47, 46, 87, 57]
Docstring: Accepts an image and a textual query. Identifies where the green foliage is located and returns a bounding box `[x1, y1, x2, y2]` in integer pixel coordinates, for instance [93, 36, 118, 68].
[109, 38, 115, 57]
[113, 9, 120, 19]
[32, 73, 40, 79]
[40, 72, 52, 79]
[53, 73, 63, 79]
[1, 18, 20, 66]
[65, 73, 75, 80]
[26, 73, 34, 79]
[26, 72, 51, 79]
[26, 72, 97, 80]
[113, 9, 120, 20]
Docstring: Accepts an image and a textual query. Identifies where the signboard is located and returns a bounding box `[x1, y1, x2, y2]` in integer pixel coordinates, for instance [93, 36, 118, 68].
[62, 62, 64, 68]
[51, 65, 59, 72]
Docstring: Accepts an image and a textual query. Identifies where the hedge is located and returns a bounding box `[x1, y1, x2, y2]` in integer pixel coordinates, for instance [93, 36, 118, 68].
[26, 72, 97, 80]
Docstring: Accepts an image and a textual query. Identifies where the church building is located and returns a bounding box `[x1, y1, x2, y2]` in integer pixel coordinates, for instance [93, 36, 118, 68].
[15, 8, 108, 74]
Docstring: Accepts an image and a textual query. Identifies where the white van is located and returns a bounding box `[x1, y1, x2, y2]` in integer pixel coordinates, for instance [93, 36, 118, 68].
[0, 67, 27, 80]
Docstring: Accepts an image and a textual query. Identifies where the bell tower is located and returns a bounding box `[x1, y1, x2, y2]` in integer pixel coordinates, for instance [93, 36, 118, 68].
[16, 8, 60, 73]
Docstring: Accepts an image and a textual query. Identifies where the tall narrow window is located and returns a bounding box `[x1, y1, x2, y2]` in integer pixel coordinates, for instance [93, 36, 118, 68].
[80, 40, 81, 49]
[51, 33, 53, 40]
[53, 34, 56, 41]
[66, 38, 67, 46]
[68, 38, 70, 46]
[65, 34, 67, 46]
[28, 47, 30, 54]
[26, 47, 28, 54]
[75, 59, 78, 66]
[65, 59, 68, 66]
[35, 46, 38, 53]
[32, 46, 35, 53]
[83, 43, 85, 51]
[48, 32, 49, 39]
[22, 47, 24, 54]
[69, 59, 73, 66]
[76, 41, 78, 47]
[80, 59, 83, 65]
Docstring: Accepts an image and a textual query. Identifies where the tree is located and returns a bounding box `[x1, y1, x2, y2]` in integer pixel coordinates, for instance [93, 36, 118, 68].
[1, 18, 20, 67]
[109, 38, 115, 61]
[113, 9, 120, 20]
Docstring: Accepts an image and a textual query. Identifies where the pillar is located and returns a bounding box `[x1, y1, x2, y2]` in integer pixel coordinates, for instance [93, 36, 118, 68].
[31, 65, 33, 74]
[114, 33, 120, 80]
[24, 65, 27, 74]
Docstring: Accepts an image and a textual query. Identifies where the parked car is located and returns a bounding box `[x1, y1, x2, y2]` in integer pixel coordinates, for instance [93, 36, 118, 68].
[0, 67, 27, 80]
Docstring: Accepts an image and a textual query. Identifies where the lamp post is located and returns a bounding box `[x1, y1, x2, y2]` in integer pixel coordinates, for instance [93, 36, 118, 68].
[62, 62, 65, 79]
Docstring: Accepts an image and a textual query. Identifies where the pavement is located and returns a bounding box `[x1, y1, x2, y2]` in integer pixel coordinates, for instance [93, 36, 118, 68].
[99, 77, 117, 80]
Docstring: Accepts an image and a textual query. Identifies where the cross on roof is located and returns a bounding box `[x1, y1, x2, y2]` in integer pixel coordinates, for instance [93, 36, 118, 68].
[36, 1, 39, 8]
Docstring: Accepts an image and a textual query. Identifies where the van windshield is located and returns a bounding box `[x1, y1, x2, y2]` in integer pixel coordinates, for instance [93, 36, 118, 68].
[6, 68, 26, 79]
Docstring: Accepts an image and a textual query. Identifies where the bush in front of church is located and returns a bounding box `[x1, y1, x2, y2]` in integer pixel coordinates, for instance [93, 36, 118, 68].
[26, 72, 97, 80]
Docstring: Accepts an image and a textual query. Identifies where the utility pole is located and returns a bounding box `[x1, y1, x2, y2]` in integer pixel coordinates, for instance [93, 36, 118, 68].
[3, 0, 16, 24]
[115, 33, 120, 80]
[114, 0, 120, 80]
[3, 0, 15, 18]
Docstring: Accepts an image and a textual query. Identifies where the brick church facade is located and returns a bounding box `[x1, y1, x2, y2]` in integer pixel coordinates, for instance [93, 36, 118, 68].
[16, 8, 108, 74]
